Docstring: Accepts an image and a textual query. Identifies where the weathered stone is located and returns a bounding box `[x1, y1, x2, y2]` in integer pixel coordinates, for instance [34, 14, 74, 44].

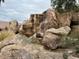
[19, 20, 34, 37]
[46, 26, 71, 35]
[38, 9, 71, 34]
[42, 32, 61, 49]
[39, 9, 59, 33]
[42, 26, 71, 49]
[0, 47, 32, 59]
[7, 20, 19, 34]
[0, 34, 29, 51]
[0, 34, 78, 59]
[19, 14, 44, 37]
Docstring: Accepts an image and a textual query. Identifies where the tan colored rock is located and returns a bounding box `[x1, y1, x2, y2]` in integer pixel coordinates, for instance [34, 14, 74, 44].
[0, 34, 78, 59]
[39, 9, 71, 33]
[19, 20, 34, 37]
[42, 26, 71, 49]
[46, 26, 71, 35]
[7, 20, 19, 34]
[39, 9, 59, 33]
[42, 32, 61, 49]
[0, 47, 32, 59]
[19, 14, 44, 37]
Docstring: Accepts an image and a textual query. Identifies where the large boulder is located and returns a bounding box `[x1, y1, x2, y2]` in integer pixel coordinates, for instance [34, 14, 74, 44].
[38, 9, 59, 33]
[38, 9, 71, 33]
[36, 9, 71, 40]
[19, 14, 44, 37]
[19, 20, 34, 37]
[42, 26, 71, 49]
[42, 32, 61, 49]
[19, 9, 73, 37]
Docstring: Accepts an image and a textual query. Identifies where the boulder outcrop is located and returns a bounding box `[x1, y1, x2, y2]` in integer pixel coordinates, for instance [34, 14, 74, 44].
[19, 14, 44, 37]
[42, 26, 71, 49]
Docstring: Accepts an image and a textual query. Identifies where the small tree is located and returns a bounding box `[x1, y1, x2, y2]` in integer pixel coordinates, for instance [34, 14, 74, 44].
[51, 0, 79, 12]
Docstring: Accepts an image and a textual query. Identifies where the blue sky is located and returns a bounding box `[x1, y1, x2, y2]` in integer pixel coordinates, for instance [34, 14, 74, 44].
[0, 0, 50, 22]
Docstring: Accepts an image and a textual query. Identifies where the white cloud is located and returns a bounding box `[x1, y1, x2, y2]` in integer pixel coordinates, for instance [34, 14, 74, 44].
[0, 0, 50, 22]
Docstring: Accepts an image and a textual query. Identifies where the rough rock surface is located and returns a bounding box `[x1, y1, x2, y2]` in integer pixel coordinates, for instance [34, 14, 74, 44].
[46, 26, 71, 35]
[0, 34, 78, 59]
[0, 47, 32, 59]
[38, 9, 71, 34]
[19, 14, 44, 37]
[19, 9, 79, 37]
[38, 26, 70, 49]
[7, 20, 19, 34]
[42, 32, 61, 49]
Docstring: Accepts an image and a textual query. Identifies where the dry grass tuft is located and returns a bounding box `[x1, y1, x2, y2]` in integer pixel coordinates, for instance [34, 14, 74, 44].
[0, 31, 15, 41]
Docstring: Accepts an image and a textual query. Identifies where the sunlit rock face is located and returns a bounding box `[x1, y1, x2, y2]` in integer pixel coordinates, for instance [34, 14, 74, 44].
[19, 14, 44, 37]
[19, 9, 79, 50]
[37, 9, 71, 39]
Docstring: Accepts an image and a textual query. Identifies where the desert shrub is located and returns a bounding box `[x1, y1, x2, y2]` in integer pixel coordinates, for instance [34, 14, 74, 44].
[61, 36, 79, 48]
[0, 31, 15, 41]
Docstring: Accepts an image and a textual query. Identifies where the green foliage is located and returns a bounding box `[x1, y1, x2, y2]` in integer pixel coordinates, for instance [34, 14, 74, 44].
[51, 0, 79, 12]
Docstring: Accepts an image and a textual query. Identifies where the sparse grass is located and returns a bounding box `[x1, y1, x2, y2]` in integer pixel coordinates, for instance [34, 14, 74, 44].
[61, 26, 79, 48]
[61, 37, 79, 48]
[0, 31, 15, 41]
